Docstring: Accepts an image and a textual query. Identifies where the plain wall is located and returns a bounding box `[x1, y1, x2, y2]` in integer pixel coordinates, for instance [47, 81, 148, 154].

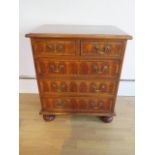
[19, 0, 135, 96]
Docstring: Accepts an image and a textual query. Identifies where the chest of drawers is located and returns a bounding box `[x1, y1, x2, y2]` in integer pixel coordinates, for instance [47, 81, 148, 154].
[26, 25, 132, 123]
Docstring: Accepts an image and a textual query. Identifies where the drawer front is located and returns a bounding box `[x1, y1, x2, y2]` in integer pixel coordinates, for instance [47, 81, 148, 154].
[77, 97, 113, 113]
[35, 60, 78, 75]
[39, 79, 117, 95]
[79, 60, 120, 77]
[42, 98, 76, 112]
[35, 59, 121, 78]
[41, 97, 114, 113]
[81, 40, 124, 57]
[32, 39, 76, 56]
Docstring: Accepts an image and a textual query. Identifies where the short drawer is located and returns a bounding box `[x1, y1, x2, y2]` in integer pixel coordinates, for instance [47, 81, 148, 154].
[41, 97, 114, 113]
[32, 39, 76, 56]
[39, 79, 117, 95]
[81, 40, 124, 57]
[35, 59, 121, 78]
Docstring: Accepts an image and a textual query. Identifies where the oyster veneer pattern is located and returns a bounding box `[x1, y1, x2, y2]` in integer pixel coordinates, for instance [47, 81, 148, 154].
[26, 25, 132, 122]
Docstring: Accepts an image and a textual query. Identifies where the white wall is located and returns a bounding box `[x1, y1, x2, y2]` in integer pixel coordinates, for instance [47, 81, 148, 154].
[19, 0, 135, 96]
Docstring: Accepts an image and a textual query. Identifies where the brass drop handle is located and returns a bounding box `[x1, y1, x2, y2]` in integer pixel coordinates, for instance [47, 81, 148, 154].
[100, 84, 105, 91]
[94, 45, 99, 52]
[92, 64, 98, 72]
[56, 44, 64, 51]
[93, 65, 107, 74]
[51, 82, 62, 92]
[91, 84, 105, 92]
[50, 64, 65, 73]
[59, 64, 65, 71]
[91, 84, 96, 90]
[47, 44, 53, 49]
[55, 64, 65, 73]
[51, 83, 57, 88]
[103, 45, 110, 52]
[92, 64, 109, 74]
[50, 64, 55, 72]
[51, 83, 66, 92]
[102, 65, 109, 71]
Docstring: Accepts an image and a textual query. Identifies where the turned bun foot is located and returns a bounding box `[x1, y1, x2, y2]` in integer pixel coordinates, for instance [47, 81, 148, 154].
[43, 115, 55, 121]
[100, 116, 113, 123]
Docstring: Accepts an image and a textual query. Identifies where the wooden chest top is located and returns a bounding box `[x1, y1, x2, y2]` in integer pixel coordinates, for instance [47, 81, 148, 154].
[26, 25, 132, 39]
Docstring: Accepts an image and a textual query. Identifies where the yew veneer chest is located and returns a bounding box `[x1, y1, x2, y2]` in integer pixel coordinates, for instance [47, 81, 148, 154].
[26, 25, 132, 123]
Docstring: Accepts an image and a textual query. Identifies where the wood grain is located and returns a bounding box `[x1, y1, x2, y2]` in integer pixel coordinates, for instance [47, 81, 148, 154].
[25, 25, 132, 39]
[81, 39, 125, 57]
[20, 94, 134, 155]
[40, 96, 114, 114]
[35, 58, 121, 78]
[26, 25, 132, 119]
[38, 79, 117, 95]
[32, 39, 77, 56]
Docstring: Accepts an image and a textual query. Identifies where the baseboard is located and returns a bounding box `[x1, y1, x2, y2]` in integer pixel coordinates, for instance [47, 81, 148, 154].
[19, 79, 135, 96]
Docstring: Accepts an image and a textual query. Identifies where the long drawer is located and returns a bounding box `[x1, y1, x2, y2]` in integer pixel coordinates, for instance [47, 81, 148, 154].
[39, 79, 117, 95]
[35, 59, 121, 78]
[41, 97, 114, 113]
